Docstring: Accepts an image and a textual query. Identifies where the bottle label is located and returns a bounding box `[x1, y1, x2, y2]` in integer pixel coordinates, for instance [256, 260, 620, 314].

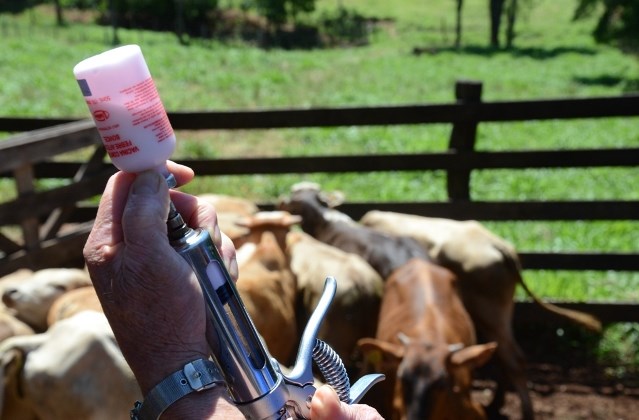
[78, 76, 175, 166]
[74, 45, 176, 173]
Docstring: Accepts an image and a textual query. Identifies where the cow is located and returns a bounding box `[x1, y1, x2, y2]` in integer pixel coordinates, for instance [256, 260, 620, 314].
[197, 193, 260, 247]
[278, 182, 428, 280]
[360, 210, 602, 419]
[279, 183, 601, 420]
[0, 310, 33, 344]
[357, 258, 497, 420]
[236, 230, 298, 366]
[0, 311, 139, 420]
[286, 231, 383, 373]
[46, 286, 103, 327]
[2, 268, 92, 332]
[234, 210, 302, 251]
[0, 270, 36, 342]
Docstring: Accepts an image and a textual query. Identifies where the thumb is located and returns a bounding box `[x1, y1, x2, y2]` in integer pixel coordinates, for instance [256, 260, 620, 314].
[122, 170, 170, 250]
[311, 385, 384, 420]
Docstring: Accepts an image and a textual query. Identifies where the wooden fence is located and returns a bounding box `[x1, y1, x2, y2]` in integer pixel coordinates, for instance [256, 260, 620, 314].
[1, 81, 638, 325]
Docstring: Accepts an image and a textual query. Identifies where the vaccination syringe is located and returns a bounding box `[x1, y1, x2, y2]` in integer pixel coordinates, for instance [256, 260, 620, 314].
[73, 45, 383, 420]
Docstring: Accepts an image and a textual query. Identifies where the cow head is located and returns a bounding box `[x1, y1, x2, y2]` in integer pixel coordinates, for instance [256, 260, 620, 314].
[358, 335, 497, 420]
[278, 183, 350, 235]
[2, 269, 91, 332]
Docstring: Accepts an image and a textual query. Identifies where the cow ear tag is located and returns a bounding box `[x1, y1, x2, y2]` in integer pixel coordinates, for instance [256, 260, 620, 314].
[367, 349, 383, 371]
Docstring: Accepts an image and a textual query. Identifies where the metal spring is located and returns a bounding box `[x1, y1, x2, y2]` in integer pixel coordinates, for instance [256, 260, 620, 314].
[312, 339, 351, 403]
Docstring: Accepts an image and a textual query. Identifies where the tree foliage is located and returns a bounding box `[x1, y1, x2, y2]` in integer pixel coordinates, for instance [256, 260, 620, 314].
[573, 0, 639, 47]
[253, 0, 315, 27]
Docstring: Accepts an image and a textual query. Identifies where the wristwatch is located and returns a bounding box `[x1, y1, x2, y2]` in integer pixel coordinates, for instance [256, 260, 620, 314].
[130, 358, 225, 420]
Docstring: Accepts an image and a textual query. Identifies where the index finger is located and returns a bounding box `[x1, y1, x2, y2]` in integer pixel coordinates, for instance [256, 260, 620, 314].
[166, 161, 195, 187]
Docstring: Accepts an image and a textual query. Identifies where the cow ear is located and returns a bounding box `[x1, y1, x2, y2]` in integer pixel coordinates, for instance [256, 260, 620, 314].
[0, 347, 27, 399]
[357, 338, 404, 371]
[318, 190, 345, 208]
[448, 342, 498, 370]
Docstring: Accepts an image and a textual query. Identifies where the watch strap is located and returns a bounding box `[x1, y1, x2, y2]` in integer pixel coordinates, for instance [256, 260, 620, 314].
[131, 358, 225, 420]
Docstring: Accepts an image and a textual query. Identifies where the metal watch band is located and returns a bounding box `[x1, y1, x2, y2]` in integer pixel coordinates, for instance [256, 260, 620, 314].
[130, 358, 225, 420]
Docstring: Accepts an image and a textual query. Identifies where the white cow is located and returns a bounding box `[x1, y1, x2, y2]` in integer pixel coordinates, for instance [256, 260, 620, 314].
[1, 268, 92, 332]
[286, 231, 384, 372]
[0, 311, 139, 420]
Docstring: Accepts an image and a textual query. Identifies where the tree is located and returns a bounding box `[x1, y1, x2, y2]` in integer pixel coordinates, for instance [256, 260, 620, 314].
[255, 0, 316, 28]
[455, 0, 463, 49]
[573, 0, 639, 47]
[489, 0, 533, 49]
[52, 0, 64, 25]
[489, 0, 505, 47]
[505, 0, 518, 48]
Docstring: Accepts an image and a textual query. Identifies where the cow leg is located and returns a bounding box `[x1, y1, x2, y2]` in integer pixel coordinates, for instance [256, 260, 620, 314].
[463, 298, 534, 420]
[483, 341, 533, 420]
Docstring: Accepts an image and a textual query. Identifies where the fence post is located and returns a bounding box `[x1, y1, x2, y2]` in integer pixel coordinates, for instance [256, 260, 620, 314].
[13, 163, 40, 252]
[447, 80, 483, 201]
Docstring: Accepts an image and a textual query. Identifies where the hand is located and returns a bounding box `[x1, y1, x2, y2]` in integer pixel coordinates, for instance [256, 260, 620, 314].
[311, 385, 383, 420]
[83, 163, 241, 418]
[83, 164, 381, 419]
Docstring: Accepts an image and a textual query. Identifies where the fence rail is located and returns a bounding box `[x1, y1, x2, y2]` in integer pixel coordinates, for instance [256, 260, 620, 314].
[1, 81, 638, 323]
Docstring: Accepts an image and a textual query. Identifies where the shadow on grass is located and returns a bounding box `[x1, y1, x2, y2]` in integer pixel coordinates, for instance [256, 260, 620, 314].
[412, 44, 598, 60]
[573, 74, 639, 93]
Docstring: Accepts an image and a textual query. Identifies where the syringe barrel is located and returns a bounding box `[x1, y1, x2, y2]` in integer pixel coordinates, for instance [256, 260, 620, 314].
[170, 226, 281, 405]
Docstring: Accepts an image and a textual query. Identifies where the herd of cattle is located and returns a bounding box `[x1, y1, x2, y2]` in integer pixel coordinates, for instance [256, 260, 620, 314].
[0, 182, 602, 419]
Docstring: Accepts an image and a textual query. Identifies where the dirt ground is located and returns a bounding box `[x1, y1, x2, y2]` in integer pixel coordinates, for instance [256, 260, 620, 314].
[472, 363, 639, 420]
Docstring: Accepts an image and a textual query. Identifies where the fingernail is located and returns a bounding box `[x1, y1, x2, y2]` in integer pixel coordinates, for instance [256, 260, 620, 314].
[131, 171, 161, 196]
[213, 224, 222, 245]
[228, 257, 239, 280]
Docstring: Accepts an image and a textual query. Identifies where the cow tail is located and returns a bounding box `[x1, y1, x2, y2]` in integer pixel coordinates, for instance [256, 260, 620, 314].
[501, 243, 603, 333]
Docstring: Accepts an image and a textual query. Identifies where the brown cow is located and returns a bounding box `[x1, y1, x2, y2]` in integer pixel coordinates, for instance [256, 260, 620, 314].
[358, 258, 497, 420]
[360, 210, 602, 419]
[197, 193, 259, 247]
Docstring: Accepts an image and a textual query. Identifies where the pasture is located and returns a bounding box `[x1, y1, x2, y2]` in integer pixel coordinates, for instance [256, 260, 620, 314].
[1, 0, 638, 388]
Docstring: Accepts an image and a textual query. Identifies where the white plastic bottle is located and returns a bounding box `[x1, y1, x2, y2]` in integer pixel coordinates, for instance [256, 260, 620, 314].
[73, 44, 176, 175]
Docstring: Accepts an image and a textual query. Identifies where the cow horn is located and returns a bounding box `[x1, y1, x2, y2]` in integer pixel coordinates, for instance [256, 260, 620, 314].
[397, 332, 412, 345]
[319, 190, 346, 208]
[447, 343, 464, 353]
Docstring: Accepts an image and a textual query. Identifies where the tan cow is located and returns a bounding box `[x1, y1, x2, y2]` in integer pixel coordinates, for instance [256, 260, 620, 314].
[0, 311, 139, 420]
[0, 270, 36, 344]
[286, 231, 383, 373]
[234, 210, 302, 251]
[2, 268, 92, 332]
[358, 258, 497, 420]
[236, 230, 298, 366]
[0, 309, 34, 344]
[197, 193, 259, 247]
[46, 286, 103, 327]
[360, 210, 602, 419]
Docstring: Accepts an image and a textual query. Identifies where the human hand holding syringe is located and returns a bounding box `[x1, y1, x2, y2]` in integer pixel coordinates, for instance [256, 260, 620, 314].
[74, 45, 383, 420]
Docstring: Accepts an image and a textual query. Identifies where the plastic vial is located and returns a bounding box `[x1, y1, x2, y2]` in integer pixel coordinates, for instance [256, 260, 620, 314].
[73, 44, 176, 174]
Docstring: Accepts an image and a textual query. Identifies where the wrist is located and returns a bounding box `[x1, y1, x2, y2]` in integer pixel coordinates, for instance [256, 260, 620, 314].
[161, 387, 241, 419]
[121, 345, 209, 395]
[131, 358, 233, 420]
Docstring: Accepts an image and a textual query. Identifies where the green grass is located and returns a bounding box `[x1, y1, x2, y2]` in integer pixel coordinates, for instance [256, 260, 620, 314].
[1, 0, 638, 364]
